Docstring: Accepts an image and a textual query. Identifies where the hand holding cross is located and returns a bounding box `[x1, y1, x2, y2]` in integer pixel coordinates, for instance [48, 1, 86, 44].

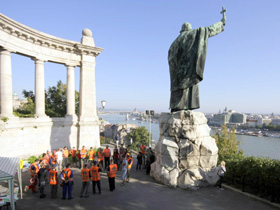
[220, 6, 227, 26]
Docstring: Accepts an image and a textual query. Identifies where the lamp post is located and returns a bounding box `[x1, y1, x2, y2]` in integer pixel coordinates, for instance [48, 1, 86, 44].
[146, 110, 154, 148]
[101, 100, 106, 110]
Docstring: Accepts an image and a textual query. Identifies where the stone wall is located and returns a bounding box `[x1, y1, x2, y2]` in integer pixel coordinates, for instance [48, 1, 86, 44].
[151, 111, 219, 189]
[0, 117, 99, 158]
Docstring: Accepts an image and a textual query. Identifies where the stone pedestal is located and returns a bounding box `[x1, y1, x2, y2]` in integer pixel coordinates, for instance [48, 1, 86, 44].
[151, 111, 219, 189]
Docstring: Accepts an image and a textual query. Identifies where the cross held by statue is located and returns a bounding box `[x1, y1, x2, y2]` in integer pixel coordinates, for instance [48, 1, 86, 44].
[221, 6, 227, 18]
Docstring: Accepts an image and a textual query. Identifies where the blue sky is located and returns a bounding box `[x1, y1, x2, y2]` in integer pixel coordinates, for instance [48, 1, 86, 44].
[1, 0, 280, 114]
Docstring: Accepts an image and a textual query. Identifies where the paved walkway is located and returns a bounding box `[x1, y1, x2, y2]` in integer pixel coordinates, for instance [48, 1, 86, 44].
[14, 157, 278, 210]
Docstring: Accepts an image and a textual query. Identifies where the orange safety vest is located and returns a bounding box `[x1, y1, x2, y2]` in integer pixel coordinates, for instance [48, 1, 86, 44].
[81, 149, 87, 159]
[90, 166, 100, 181]
[108, 164, 118, 178]
[98, 151, 104, 161]
[62, 168, 73, 182]
[46, 154, 51, 163]
[104, 149, 110, 158]
[88, 151, 95, 160]
[63, 149, 69, 158]
[81, 168, 90, 182]
[70, 150, 77, 157]
[49, 170, 58, 185]
[140, 145, 146, 154]
[29, 163, 39, 176]
[127, 157, 133, 169]
[51, 155, 57, 165]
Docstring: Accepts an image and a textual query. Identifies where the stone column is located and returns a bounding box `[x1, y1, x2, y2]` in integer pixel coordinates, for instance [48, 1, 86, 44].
[66, 65, 76, 118]
[78, 28, 100, 148]
[0, 48, 14, 118]
[33, 58, 46, 118]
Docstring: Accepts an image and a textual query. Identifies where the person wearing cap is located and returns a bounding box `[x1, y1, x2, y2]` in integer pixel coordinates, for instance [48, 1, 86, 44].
[126, 153, 133, 183]
[90, 161, 102, 194]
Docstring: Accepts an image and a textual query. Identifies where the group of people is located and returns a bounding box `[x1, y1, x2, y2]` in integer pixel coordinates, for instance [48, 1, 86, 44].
[24, 144, 141, 200]
[136, 143, 156, 175]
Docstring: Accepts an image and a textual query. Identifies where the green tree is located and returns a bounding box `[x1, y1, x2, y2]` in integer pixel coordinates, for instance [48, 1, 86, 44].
[45, 81, 67, 117]
[14, 96, 35, 117]
[128, 127, 151, 151]
[212, 125, 244, 162]
[15, 80, 79, 117]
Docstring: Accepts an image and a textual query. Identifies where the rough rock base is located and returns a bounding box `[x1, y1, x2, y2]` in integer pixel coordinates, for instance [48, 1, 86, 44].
[150, 111, 219, 189]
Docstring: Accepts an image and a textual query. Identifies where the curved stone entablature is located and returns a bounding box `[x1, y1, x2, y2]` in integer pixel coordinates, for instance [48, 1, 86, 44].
[0, 13, 103, 156]
[0, 13, 103, 66]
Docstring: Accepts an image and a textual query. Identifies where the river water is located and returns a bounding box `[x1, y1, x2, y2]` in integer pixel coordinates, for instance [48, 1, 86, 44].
[100, 114, 280, 160]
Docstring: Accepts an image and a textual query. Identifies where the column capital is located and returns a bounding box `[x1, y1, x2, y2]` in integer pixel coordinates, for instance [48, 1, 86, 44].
[0, 47, 13, 54]
[65, 65, 76, 69]
[31, 57, 46, 63]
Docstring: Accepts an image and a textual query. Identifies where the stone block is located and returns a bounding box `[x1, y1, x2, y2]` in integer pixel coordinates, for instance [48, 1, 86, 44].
[158, 137, 179, 171]
[151, 111, 219, 189]
[181, 124, 197, 139]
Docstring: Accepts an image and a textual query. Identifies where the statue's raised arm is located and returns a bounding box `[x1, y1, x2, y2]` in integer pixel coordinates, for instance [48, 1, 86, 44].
[208, 6, 227, 38]
[168, 7, 227, 112]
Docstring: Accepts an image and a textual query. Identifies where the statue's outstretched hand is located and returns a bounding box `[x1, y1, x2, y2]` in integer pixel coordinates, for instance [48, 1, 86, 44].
[221, 16, 226, 26]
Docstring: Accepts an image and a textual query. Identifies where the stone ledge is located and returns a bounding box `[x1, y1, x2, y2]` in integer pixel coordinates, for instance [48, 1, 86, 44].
[223, 184, 280, 209]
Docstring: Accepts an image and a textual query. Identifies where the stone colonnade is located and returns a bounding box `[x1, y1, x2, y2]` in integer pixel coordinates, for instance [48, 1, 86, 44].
[0, 13, 103, 151]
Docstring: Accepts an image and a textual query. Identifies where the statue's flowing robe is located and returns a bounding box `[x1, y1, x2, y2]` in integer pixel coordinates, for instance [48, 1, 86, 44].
[168, 22, 224, 111]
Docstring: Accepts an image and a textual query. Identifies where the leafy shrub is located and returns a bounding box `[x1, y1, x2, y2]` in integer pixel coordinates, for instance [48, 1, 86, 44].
[224, 155, 280, 202]
[26, 155, 42, 164]
[100, 136, 106, 144]
[100, 136, 113, 144]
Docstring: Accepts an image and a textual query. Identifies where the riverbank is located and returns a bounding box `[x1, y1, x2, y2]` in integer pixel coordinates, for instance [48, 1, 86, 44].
[210, 126, 280, 138]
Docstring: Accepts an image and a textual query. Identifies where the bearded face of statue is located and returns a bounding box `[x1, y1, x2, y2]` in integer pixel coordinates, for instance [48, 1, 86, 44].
[180, 22, 192, 33]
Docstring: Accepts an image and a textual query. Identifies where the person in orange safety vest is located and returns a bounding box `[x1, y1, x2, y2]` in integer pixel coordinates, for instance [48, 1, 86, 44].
[80, 164, 91, 198]
[24, 159, 39, 193]
[107, 159, 118, 191]
[104, 145, 111, 169]
[90, 161, 102, 194]
[97, 148, 104, 168]
[70, 147, 77, 168]
[63, 146, 69, 168]
[126, 153, 133, 183]
[60, 163, 73, 200]
[51, 150, 57, 168]
[140, 142, 146, 169]
[80, 146, 87, 169]
[88, 147, 96, 166]
[49, 167, 58, 199]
